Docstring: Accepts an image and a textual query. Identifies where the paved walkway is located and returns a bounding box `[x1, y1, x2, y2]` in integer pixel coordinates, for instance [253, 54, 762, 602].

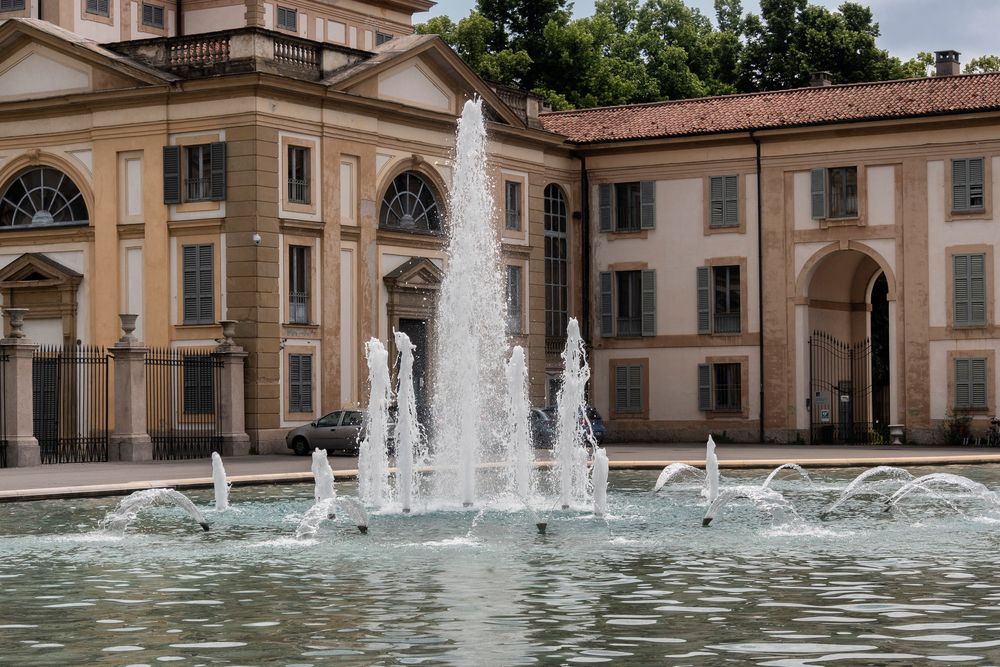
[2, 443, 1000, 501]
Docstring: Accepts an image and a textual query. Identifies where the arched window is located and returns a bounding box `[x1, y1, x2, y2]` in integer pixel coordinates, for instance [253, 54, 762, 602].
[0, 167, 88, 229]
[544, 184, 569, 338]
[380, 171, 442, 233]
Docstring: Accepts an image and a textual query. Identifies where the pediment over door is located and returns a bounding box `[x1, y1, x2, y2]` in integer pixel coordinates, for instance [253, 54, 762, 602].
[0, 253, 82, 343]
[383, 256, 444, 293]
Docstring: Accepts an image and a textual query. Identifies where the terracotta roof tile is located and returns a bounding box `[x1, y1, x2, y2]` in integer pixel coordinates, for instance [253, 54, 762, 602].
[539, 73, 1000, 143]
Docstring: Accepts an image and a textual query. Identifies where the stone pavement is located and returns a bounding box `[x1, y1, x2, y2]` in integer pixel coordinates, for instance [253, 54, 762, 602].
[3, 443, 1000, 501]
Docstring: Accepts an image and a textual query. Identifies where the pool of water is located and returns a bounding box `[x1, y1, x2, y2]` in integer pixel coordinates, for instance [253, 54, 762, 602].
[3, 465, 1000, 665]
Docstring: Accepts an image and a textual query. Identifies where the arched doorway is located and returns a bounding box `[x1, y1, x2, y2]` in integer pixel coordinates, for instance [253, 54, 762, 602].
[802, 248, 894, 444]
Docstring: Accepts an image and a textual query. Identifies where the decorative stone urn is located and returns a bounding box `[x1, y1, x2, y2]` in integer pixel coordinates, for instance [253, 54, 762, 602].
[3, 307, 28, 339]
[218, 320, 238, 350]
[118, 313, 139, 344]
[888, 424, 905, 446]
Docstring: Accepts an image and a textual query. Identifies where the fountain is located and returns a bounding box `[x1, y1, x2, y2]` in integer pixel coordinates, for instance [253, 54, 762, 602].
[702, 486, 795, 527]
[591, 447, 609, 517]
[99, 488, 210, 532]
[552, 320, 593, 510]
[211, 452, 230, 511]
[393, 329, 424, 514]
[311, 448, 336, 518]
[820, 466, 914, 518]
[761, 463, 812, 488]
[703, 435, 720, 503]
[652, 463, 706, 493]
[884, 472, 1000, 512]
[294, 498, 337, 540]
[505, 345, 534, 501]
[358, 338, 392, 508]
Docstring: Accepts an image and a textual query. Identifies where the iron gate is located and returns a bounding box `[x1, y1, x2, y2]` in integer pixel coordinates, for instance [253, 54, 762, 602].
[32, 345, 109, 463]
[146, 347, 223, 460]
[0, 350, 7, 468]
[809, 331, 888, 444]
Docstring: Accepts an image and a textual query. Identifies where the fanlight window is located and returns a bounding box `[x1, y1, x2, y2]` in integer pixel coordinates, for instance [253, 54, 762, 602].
[379, 171, 442, 233]
[0, 167, 88, 229]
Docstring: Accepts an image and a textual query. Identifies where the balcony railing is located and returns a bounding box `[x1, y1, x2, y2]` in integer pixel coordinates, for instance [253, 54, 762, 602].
[617, 317, 642, 337]
[288, 179, 309, 204]
[169, 34, 230, 67]
[274, 38, 319, 68]
[289, 293, 309, 324]
[713, 312, 741, 334]
[185, 177, 211, 202]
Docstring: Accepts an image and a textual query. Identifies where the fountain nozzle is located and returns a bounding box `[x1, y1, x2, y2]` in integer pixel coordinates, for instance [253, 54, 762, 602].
[536, 522, 547, 535]
[358, 525, 368, 534]
[199, 522, 210, 532]
[701, 518, 712, 527]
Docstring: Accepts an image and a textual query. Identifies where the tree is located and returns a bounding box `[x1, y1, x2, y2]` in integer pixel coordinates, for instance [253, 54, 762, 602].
[965, 55, 1000, 74]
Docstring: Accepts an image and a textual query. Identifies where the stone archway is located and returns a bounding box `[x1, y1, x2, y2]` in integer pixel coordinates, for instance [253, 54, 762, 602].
[0, 253, 82, 345]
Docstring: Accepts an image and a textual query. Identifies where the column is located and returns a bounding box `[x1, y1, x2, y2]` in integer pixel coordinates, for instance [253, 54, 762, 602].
[110, 314, 153, 462]
[216, 320, 251, 456]
[1, 308, 40, 467]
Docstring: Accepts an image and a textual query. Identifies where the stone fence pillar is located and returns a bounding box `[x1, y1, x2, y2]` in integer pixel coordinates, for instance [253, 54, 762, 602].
[216, 320, 250, 456]
[1, 308, 40, 467]
[110, 314, 152, 462]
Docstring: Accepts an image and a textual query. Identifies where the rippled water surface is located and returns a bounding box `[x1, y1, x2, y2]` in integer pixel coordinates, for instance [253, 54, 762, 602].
[4, 466, 1000, 665]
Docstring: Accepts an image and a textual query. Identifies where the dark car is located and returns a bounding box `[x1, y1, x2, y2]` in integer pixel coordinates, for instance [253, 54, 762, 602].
[286, 409, 365, 456]
[529, 408, 556, 449]
[542, 405, 607, 445]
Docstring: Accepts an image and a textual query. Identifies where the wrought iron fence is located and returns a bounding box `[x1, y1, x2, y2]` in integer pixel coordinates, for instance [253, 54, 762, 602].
[0, 350, 7, 468]
[809, 331, 885, 445]
[32, 345, 109, 464]
[146, 347, 223, 460]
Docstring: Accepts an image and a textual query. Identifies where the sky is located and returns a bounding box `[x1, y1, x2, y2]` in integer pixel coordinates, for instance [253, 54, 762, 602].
[419, 0, 997, 64]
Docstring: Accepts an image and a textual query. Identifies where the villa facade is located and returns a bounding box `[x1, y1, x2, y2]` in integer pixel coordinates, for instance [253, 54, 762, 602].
[1, 0, 1000, 454]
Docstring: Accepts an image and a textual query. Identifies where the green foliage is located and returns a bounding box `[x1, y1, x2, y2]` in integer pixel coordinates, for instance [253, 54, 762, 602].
[965, 55, 1000, 74]
[941, 409, 972, 446]
[415, 0, 942, 110]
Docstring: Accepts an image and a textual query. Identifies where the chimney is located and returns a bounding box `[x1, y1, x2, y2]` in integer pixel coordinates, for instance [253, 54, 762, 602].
[809, 71, 833, 87]
[935, 50, 961, 77]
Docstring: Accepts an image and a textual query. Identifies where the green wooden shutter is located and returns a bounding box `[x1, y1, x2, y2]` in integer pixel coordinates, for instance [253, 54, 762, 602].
[209, 141, 226, 201]
[969, 157, 985, 209]
[640, 269, 656, 337]
[182, 245, 198, 324]
[289, 354, 302, 412]
[163, 145, 181, 204]
[710, 176, 724, 227]
[615, 364, 629, 413]
[952, 159, 969, 211]
[198, 244, 214, 324]
[696, 266, 711, 334]
[724, 175, 739, 227]
[954, 254, 970, 326]
[810, 168, 827, 219]
[627, 365, 641, 412]
[640, 180, 656, 230]
[600, 271, 613, 337]
[698, 363, 712, 411]
[970, 253, 986, 326]
[598, 184, 613, 232]
[955, 358, 971, 408]
[971, 357, 987, 409]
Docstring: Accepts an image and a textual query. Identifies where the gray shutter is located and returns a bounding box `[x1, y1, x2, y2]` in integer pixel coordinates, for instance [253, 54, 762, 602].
[600, 271, 613, 337]
[182, 245, 198, 324]
[970, 253, 986, 326]
[698, 363, 712, 411]
[627, 365, 641, 412]
[972, 357, 987, 409]
[955, 358, 971, 408]
[969, 158, 985, 209]
[952, 159, 969, 211]
[724, 175, 739, 227]
[209, 141, 226, 201]
[641, 269, 656, 337]
[163, 145, 181, 204]
[810, 168, 827, 219]
[710, 176, 724, 227]
[615, 364, 628, 414]
[289, 354, 301, 412]
[598, 184, 613, 232]
[954, 254, 969, 326]
[640, 180, 656, 230]
[198, 244, 214, 324]
[696, 266, 711, 334]
[301, 354, 313, 412]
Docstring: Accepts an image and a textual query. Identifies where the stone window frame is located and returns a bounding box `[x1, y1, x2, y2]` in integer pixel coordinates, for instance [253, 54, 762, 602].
[945, 244, 993, 331]
[173, 231, 221, 332]
[945, 155, 994, 222]
[947, 349, 995, 415]
[701, 355, 750, 419]
[703, 173, 746, 235]
[284, 345, 318, 421]
[699, 256, 749, 336]
[170, 132, 224, 215]
[810, 164, 868, 228]
[81, 0, 114, 25]
[282, 233, 318, 327]
[279, 134, 319, 217]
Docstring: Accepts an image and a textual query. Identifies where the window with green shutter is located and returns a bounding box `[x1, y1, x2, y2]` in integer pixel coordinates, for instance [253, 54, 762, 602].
[698, 362, 742, 411]
[289, 353, 313, 413]
[698, 265, 741, 334]
[955, 357, 987, 410]
[505, 181, 522, 231]
[276, 5, 297, 31]
[599, 271, 613, 337]
[0, 0, 26, 10]
[953, 252, 986, 327]
[182, 354, 214, 414]
[614, 363, 642, 414]
[182, 244, 214, 325]
[810, 166, 857, 219]
[710, 175, 739, 228]
[952, 158, 985, 212]
[85, 0, 109, 16]
[599, 181, 656, 232]
[506, 265, 522, 334]
[141, 3, 164, 27]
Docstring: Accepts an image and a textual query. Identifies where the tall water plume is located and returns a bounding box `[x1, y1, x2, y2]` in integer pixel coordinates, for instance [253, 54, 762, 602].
[553, 318, 592, 509]
[430, 99, 509, 507]
[211, 452, 229, 511]
[359, 339, 392, 508]
[703, 435, 720, 503]
[393, 329, 424, 513]
[505, 345, 534, 500]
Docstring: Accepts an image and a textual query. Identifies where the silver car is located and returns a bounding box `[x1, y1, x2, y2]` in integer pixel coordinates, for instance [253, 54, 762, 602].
[286, 409, 365, 456]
